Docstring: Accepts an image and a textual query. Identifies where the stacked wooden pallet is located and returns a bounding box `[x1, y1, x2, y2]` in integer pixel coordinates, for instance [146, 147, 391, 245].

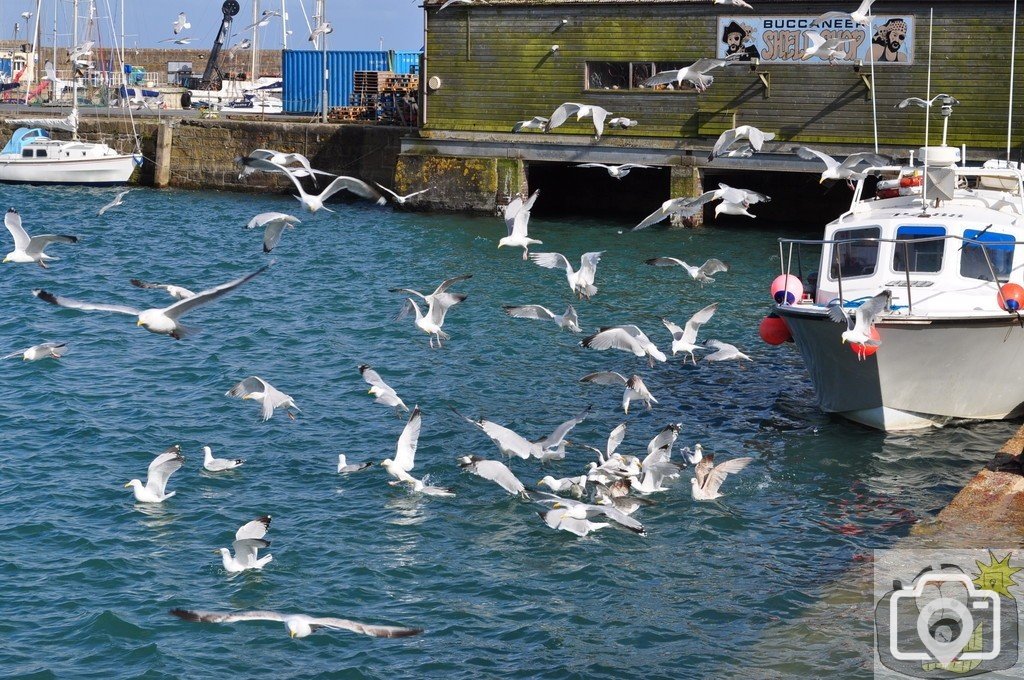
[382, 74, 419, 93]
[328, 105, 374, 122]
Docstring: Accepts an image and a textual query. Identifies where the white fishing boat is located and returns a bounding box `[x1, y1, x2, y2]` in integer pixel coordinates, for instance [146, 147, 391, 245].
[219, 91, 284, 115]
[772, 141, 1024, 431]
[0, 0, 140, 185]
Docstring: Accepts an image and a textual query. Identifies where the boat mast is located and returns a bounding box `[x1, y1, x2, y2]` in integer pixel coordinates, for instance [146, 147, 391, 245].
[71, 0, 79, 139]
[25, 0, 42, 104]
[250, 0, 259, 83]
[281, 0, 287, 49]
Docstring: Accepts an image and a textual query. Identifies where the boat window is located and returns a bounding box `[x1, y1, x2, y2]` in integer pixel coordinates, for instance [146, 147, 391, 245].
[35, 149, 47, 158]
[892, 225, 945, 273]
[961, 229, 1015, 281]
[829, 227, 880, 279]
[21, 149, 31, 157]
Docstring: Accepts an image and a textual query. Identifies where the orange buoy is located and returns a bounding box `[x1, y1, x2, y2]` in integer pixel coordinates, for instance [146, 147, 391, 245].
[759, 313, 792, 345]
[770, 274, 803, 305]
[849, 326, 881, 358]
[998, 283, 1024, 311]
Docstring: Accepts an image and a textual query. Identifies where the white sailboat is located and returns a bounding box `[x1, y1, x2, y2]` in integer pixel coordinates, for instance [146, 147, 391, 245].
[0, 0, 140, 185]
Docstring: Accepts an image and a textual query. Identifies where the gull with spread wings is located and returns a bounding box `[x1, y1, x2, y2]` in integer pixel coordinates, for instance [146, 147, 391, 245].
[646, 257, 729, 284]
[216, 516, 272, 573]
[581, 325, 667, 367]
[3, 208, 77, 268]
[529, 251, 603, 300]
[642, 58, 730, 93]
[498, 189, 541, 259]
[503, 304, 580, 333]
[170, 608, 422, 639]
[662, 302, 719, 363]
[226, 376, 300, 421]
[125, 445, 184, 503]
[381, 407, 455, 496]
[828, 289, 892, 359]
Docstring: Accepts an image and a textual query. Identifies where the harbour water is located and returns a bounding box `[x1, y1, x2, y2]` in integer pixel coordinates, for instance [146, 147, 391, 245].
[0, 185, 1015, 678]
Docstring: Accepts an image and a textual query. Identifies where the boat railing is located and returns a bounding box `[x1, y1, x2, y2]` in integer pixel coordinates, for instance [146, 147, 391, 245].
[777, 233, 1022, 315]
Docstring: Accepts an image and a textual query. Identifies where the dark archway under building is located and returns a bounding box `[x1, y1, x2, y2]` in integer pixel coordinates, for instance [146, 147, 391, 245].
[524, 160, 863, 230]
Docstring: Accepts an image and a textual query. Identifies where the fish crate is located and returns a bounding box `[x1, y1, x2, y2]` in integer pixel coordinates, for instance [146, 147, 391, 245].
[328, 105, 375, 122]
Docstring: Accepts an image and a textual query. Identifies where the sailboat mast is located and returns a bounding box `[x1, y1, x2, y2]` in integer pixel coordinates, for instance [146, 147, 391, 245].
[250, 0, 259, 83]
[72, 0, 78, 138]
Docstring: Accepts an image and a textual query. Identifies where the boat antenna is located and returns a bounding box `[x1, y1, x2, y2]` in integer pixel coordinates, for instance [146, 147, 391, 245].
[868, 6, 878, 154]
[1009, 0, 1020, 161]
[920, 8, 933, 215]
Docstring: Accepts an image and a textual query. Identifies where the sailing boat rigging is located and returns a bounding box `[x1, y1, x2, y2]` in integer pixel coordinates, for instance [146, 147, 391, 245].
[0, 0, 141, 185]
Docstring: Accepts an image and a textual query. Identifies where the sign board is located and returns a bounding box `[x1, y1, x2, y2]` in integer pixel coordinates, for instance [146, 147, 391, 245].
[716, 16, 915, 65]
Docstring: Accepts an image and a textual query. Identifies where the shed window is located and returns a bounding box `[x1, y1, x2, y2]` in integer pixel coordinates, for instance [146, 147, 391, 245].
[893, 225, 945, 273]
[829, 227, 880, 279]
[961, 229, 1015, 281]
[586, 62, 654, 90]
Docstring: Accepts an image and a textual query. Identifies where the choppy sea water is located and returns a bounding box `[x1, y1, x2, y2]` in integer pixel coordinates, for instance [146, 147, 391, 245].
[0, 185, 1015, 679]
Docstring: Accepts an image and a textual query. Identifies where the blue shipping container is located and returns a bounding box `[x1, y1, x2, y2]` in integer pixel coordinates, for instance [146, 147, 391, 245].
[282, 50, 421, 114]
[0, 59, 12, 79]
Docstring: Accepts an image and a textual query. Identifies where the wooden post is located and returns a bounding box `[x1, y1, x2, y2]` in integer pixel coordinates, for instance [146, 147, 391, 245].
[669, 164, 703, 227]
[154, 120, 173, 188]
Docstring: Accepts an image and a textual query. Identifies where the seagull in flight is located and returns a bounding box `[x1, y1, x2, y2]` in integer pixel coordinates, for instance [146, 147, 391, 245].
[811, 0, 878, 27]
[535, 496, 647, 536]
[576, 163, 653, 179]
[529, 251, 603, 299]
[2, 342, 68, 361]
[712, 0, 753, 8]
[129, 279, 196, 301]
[235, 149, 334, 185]
[98, 190, 130, 216]
[579, 371, 657, 414]
[226, 376, 299, 421]
[380, 407, 455, 496]
[632, 192, 717, 231]
[512, 116, 549, 132]
[375, 183, 432, 205]
[246, 212, 301, 253]
[159, 37, 195, 45]
[172, 12, 191, 35]
[308, 21, 333, 43]
[828, 289, 891, 358]
[712, 184, 771, 218]
[642, 58, 730, 93]
[708, 125, 776, 161]
[662, 302, 719, 363]
[691, 454, 754, 500]
[243, 9, 282, 31]
[170, 608, 423, 639]
[801, 30, 853, 63]
[359, 364, 409, 413]
[217, 516, 272, 572]
[453, 406, 591, 461]
[203, 445, 244, 472]
[392, 275, 470, 347]
[502, 304, 580, 333]
[608, 116, 639, 129]
[581, 325, 667, 367]
[545, 102, 612, 140]
[390, 274, 471, 318]
[645, 257, 729, 284]
[35, 264, 270, 339]
[125, 445, 184, 503]
[498, 189, 542, 259]
[3, 208, 77, 268]
[796, 147, 890, 186]
[703, 339, 752, 362]
[457, 455, 527, 497]
[896, 93, 959, 110]
[269, 163, 383, 213]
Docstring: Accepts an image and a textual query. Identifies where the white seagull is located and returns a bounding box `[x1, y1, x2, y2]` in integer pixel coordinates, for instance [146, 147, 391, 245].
[439, 0, 490, 10]
[576, 163, 653, 179]
[712, 184, 771, 218]
[243, 9, 282, 31]
[246, 212, 301, 253]
[308, 21, 333, 43]
[545, 102, 612, 140]
[828, 289, 891, 357]
[538, 474, 588, 498]
[235, 149, 333, 184]
[579, 372, 657, 414]
[125, 445, 184, 503]
[226, 376, 300, 421]
[253, 160, 382, 213]
[642, 58, 729, 93]
[457, 455, 527, 497]
[98, 190, 130, 216]
[896, 93, 958, 110]
[393, 275, 471, 348]
[358, 364, 409, 412]
[796, 146, 890, 186]
[129, 278, 196, 301]
[217, 516, 272, 572]
[170, 608, 423, 639]
[454, 407, 591, 461]
[580, 422, 627, 464]
[172, 12, 191, 35]
[3, 208, 77, 268]
[691, 455, 754, 500]
[203, 445, 244, 472]
[34, 263, 270, 340]
[512, 116, 549, 132]
[712, 0, 753, 8]
[502, 304, 580, 333]
[375, 183, 432, 205]
[645, 257, 729, 284]
[498, 189, 542, 259]
[536, 497, 647, 536]
[337, 454, 372, 474]
[708, 125, 776, 161]
[2, 342, 68, 361]
[681, 442, 704, 466]
[811, 0, 878, 27]
[801, 30, 853, 63]
[632, 192, 718, 231]
[529, 251, 602, 299]
[159, 37, 194, 45]
[662, 303, 719, 363]
[703, 339, 752, 361]
[380, 407, 455, 496]
[581, 325, 667, 367]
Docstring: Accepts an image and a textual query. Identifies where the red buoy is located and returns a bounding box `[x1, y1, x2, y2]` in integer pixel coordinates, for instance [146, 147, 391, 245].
[999, 283, 1024, 312]
[849, 326, 881, 359]
[759, 313, 792, 345]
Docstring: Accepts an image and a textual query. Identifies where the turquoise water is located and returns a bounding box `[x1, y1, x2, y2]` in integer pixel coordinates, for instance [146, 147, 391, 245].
[0, 185, 1014, 678]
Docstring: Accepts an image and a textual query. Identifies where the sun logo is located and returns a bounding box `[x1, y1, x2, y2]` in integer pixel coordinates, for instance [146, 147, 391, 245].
[972, 550, 1022, 599]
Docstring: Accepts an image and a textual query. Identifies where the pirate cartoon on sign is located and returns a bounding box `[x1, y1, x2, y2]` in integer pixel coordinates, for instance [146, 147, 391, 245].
[721, 20, 760, 61]
[870, 18, 909, 63]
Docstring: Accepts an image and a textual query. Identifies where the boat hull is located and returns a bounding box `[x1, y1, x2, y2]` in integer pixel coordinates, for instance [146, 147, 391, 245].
[0, 153, 138, 185]
[775, 305, 1024, 431]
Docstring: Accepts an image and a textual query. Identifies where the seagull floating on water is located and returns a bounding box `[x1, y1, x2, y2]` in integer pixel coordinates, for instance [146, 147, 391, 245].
[337, 454, 372, 474]
[125, 445, 184, 503]
[217, 516, 272, 572]
[34, 263, 270, 340]
[502, 304, 580, 333]
[538, 474, 587, 498]
[3, 208, 77, 268]
[2, 342, 67, 361]
[170, 608, 423, 639]
[536, 496, 647, 536]
[203, 445, 244, 472]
